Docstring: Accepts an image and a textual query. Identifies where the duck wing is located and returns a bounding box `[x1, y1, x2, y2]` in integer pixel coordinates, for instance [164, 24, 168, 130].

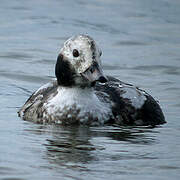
[94, 76, 166, 126]
[18, 80, 58, 121]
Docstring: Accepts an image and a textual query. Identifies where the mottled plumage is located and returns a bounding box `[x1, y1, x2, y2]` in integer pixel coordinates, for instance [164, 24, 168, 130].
[18, 35, 165, 126]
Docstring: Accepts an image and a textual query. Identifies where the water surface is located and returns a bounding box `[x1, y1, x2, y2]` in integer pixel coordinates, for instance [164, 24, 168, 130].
[0, 0, 180, 179]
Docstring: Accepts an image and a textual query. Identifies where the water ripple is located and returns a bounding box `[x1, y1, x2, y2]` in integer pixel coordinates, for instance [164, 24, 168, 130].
[0, 71, 50, 84]
[72, 19, 121, 34]
[114, 40, 148, 46]
[0, 52, 33, 60]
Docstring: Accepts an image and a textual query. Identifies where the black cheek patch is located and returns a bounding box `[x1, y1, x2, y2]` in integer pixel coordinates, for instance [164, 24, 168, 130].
[55, 54, 76, 86]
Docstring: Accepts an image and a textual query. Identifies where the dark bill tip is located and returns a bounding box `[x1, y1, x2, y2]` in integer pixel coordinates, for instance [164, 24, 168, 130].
[97, 76, 108, 83]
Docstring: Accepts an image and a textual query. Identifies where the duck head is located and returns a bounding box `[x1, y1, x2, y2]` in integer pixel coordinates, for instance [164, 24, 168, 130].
[55, 35, 107, 87]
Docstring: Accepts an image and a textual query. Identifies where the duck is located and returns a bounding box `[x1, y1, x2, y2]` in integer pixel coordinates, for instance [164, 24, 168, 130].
[18, 34, 166, 126]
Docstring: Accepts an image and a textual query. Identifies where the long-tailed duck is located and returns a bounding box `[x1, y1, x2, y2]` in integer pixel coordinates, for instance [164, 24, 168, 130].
[18, 35, 166, 126]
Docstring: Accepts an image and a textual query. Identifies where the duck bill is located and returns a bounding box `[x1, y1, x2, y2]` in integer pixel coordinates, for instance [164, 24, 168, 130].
[81, 61, 107, 84]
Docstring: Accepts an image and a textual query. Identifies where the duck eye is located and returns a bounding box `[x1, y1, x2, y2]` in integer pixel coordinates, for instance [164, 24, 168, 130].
[73, 49, 79, 57]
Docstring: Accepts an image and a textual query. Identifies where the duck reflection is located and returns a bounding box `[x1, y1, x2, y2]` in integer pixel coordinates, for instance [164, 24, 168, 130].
[24, 123, 157, 170]
[44, 126, 97, 167]
[41, 125, 156, 167]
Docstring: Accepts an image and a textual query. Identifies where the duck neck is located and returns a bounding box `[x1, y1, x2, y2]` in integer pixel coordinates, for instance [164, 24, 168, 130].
[55, 86, 96, 108]
[58, 86, 94, 97]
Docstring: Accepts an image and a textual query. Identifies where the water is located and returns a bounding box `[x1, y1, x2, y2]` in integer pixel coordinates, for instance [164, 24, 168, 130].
[0, 0, 180, 179]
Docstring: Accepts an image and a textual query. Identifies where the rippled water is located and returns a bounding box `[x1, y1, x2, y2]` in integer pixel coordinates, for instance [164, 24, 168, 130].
[1, 0, 180, 179]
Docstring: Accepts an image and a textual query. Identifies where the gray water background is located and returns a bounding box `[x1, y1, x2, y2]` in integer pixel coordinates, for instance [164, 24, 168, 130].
[0, 0, 180, 179]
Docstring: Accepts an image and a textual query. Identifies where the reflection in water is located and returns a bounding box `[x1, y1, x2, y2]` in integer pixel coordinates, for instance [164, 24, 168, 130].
[45, 126, 96, 167]
[29, 125, 157, 169]
[93, 126, 156, 145]
[43, 126, 99, 169]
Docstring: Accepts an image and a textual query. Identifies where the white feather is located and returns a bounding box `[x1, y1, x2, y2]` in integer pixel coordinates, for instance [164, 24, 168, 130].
[44, 87, 112, 125]
[121, 86, 146, 109]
